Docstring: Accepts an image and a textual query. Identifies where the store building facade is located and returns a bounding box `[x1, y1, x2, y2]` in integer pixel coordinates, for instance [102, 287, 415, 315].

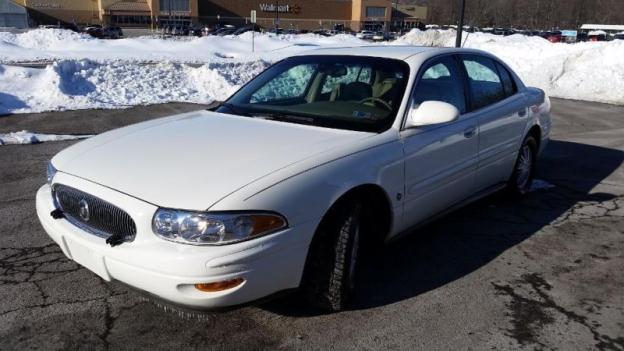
[198, 0, 392, 31]
[1, 0, 29, 28]
[14, 0, 198, 26]
[13, 0, 394, 31]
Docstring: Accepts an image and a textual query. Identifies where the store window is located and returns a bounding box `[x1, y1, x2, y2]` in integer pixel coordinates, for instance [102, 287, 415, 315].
[159, 0, 190, 12]
[111, 15, 152, 25]
[366, 7, 386, 18]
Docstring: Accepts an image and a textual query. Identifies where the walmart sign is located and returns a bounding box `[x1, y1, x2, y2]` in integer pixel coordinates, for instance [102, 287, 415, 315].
[259, 3, 301, 14]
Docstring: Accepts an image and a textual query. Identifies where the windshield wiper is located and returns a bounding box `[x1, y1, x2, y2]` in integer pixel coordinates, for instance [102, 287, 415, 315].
[250, 112, 316, 125]
[218, 102, 251, 116]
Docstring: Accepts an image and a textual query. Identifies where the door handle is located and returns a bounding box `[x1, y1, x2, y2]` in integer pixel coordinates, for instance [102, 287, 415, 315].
[463, 126, 476, 138]
[518, 108, 527, 117]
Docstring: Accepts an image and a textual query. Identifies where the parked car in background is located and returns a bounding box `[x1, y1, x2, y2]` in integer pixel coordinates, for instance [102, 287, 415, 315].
[576, 32, 589, 41]
[545, 31, 563, 43]
[103, 26, 123, 39]
[188, 26, 204, 37]
[38, 46, 551, 312]
[588, 30, 607, 41]
[372, 31, 390, 41]
[83, 25, 104, 39]
[214, 25, 237, 36]
[356, 30, 374, 40]
[267, 27, 284, 34]
[614, 32, 624, 40]
[313, 29, 332, 36]
[42, 23, 81, 32]
[233, 24, 261, 35]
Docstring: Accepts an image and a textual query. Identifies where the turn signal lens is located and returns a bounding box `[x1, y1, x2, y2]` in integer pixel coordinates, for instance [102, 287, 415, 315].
[195, 278, 245, 292]
[247, 215, 286, 236]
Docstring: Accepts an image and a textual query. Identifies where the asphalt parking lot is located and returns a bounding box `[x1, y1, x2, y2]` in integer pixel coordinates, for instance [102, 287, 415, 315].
[0, 98, 622, 350]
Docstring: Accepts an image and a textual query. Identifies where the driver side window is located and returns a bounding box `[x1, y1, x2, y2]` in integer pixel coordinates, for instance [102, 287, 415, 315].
[412, 57, 466, 114]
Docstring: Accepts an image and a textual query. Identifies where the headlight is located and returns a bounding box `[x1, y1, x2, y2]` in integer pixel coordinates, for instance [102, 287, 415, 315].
[46, 162, 57, 185]
[152, 209, 287, 245]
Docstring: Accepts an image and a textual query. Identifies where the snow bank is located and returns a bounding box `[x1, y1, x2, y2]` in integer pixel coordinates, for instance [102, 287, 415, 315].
[0, 60, 269, 114]
[0, 28, 365, 63]
[0, 28, 623, 114]
[0, 130, 91, 145]
[395, 29, 624, 105]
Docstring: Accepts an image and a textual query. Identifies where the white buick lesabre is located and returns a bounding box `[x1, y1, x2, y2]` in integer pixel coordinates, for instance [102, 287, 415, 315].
[37, 46, 551, 311]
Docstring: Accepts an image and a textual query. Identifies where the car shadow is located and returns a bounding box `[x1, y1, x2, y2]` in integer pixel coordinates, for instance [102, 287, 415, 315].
[261, 140, 624, 316]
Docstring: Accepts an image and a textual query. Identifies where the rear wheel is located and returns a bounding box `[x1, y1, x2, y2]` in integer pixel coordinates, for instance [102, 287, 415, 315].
[508, 135, 537, 196]
[301, 199, 363, 312]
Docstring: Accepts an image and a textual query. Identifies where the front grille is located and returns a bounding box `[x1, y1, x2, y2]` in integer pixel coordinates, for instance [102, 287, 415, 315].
[52, 184, 137, 242]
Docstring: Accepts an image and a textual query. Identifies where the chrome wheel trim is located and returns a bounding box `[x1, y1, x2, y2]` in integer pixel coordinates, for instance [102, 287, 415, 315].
[516, 144, 533, 190]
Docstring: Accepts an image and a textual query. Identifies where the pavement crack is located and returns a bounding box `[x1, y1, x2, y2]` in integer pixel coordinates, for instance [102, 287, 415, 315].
[0, 244, 81, 285]
[493, 273, 624, 350]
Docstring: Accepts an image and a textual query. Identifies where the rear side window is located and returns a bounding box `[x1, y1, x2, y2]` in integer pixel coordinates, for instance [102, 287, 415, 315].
[462, 56, 506, 110]
[412, 57, 466, 114]
[495, 62, 517, 97]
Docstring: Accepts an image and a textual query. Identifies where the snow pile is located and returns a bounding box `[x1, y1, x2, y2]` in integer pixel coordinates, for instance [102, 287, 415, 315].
[395, 29, 624, 105]
[0, 28, 623, 115]
[394, 29, 457, 47]
[0, 60, 269, 114]
[0, 28, 365, 63]
[0, 130, 91, 145]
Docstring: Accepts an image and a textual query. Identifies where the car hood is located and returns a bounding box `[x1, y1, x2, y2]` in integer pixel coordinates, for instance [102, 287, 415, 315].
[53, 110, 372, 210]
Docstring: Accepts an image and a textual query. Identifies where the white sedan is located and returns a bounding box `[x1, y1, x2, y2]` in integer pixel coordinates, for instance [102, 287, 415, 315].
[355, 30, 374, 40]
[36, 46, 551, 311]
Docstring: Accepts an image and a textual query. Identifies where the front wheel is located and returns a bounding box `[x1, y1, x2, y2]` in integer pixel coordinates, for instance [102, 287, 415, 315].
[301, 200, 363, 312]
[508, 135, 537, 196]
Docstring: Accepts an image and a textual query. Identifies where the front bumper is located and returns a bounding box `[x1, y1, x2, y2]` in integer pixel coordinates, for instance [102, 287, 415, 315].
[36, 174, 316, 309]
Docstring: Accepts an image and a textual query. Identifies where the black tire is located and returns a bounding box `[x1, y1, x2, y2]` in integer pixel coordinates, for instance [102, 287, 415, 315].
[301, 199, 363, 312]
[508, 135, 537, 196]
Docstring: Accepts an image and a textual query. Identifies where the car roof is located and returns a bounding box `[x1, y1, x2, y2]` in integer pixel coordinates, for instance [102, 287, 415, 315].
[299, 45, 481, 60]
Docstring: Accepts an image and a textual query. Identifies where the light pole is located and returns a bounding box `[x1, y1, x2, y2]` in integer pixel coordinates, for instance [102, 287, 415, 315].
[455, 0, 466, 47]
[275, 0, 279, 31]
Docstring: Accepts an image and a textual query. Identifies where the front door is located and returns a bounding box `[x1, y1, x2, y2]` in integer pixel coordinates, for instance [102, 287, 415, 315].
[397, 55, 479, 234]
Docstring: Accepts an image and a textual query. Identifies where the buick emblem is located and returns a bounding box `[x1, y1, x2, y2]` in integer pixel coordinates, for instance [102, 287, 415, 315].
[78, 199, 90, 221]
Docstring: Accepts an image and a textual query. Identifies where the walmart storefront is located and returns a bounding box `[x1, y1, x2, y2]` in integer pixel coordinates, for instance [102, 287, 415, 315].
[16, 0, 391, 30]
[15, 0, 198, 26]
[198, 0, 392, 31]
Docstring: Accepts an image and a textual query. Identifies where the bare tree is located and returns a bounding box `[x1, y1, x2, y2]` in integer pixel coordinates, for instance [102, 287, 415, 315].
[408, 0, 624, 28]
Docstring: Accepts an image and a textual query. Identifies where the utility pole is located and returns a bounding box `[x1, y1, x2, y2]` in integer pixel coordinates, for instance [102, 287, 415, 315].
[168, 0, 172, 28]
[275, 0, 279, 31]
[455, 0, 466, 47]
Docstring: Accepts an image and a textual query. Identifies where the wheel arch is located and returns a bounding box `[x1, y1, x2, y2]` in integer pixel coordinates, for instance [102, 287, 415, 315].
[318, 183, 394, 248]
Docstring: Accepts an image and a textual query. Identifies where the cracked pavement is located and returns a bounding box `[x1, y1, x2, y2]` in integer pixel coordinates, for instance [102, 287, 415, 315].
[0, 99, 623, 350]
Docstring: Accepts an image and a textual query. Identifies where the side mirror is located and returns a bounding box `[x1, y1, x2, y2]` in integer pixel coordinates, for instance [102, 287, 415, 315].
[406, 101, 460, 128]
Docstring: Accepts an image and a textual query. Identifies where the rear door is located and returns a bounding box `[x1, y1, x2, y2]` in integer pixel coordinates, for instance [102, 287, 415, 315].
[398, 55, 479, 233]
[460, 55, 529, 191]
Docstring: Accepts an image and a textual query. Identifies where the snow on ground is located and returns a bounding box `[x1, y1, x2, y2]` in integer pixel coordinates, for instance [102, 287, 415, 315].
[0, 28, 623, 115]
[0, 130, 91, 145]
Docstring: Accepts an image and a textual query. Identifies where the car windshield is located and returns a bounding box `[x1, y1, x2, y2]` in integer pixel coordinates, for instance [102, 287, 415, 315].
[222, 55, 410, 132]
